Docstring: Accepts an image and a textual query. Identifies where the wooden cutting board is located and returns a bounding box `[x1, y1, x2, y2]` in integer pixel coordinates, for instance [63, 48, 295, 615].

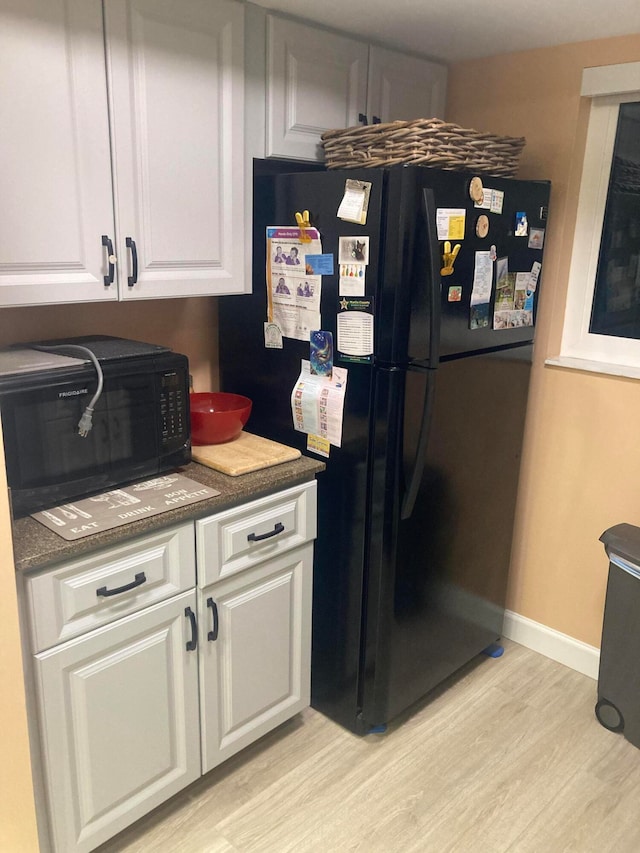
[191, 431, 301, 476]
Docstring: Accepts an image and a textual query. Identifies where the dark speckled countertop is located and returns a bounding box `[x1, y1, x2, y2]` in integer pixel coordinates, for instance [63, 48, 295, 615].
[12, 457, 325, 574]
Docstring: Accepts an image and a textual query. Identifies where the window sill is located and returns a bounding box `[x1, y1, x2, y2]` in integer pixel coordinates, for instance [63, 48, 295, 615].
[545, 355, 640, 380]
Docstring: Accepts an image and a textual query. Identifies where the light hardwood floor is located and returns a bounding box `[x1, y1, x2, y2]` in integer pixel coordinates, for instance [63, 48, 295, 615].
[97, 640, 640, 853]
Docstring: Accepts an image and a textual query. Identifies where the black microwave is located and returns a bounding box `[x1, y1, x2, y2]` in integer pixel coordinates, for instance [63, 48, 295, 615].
[0, 336, 191, 517]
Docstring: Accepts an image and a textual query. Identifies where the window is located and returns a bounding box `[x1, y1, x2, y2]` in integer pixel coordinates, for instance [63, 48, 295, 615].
[558, 62, 640, 375]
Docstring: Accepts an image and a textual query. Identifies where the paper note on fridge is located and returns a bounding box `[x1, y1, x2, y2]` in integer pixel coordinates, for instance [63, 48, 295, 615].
[266, 226, 322, 342]
[337, 179, 372, 224]
[291, 360, 348, 448]
[337, 297, 374, 359]
[436, 208, 466, 241]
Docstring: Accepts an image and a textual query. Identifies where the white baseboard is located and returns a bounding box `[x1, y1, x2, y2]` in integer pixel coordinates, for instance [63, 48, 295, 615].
[503, 610, 600, 680]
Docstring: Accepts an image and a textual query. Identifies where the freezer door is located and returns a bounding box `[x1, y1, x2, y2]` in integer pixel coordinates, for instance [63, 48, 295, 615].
[361, 347, 532, 728]
[382, 166, 551, 364]
[409, 169, 550, 361]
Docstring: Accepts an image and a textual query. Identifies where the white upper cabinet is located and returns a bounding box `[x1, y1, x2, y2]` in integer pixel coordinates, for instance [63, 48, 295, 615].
[367, 45, 447, 125]
[0, 0, 118, 307]
[266, 17, 369, 161]
[0, 0, 246, 308]
[105, 0, 246, 300]
[263, 15, 448, 162]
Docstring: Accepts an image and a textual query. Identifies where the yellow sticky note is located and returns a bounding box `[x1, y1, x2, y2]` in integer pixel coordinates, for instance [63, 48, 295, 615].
[307, 434, 330, 457]
[448, 215, 465, 240]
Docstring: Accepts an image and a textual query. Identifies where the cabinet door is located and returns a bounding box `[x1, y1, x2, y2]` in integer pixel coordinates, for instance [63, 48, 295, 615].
[267, 17, 368, 161]
[199, 544, 313, 773]
[34, 590, 200, 853]
[0, 0, 117, 307]
[105, 0, 246, 299]
[367, 46, 447, 124]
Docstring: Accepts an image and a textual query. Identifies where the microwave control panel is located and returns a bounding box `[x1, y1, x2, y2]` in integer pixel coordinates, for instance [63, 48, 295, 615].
[159, 369, 187, 446]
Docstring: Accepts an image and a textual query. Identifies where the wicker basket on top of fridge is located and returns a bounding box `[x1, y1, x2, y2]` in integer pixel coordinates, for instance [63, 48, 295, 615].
[320, 117, 526, 177]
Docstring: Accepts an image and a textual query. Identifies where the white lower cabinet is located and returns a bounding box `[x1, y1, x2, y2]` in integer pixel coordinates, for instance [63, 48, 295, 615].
[34, 591, 201, 853]
[199, 544, 313, 772]
[23, 482, 317, 852]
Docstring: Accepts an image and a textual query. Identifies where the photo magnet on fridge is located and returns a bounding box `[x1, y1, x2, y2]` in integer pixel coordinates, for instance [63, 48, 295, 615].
[515, 212, 528, 236]
[528, 227, 545, 250]
[310, 331, 334, 378]
[339, 236, 370, 265]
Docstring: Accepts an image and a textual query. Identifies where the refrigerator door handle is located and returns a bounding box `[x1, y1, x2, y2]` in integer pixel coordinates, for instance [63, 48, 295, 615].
[400, 368, 437, 521]
[400, 192, 440, 522]
[422, 188, 442, 367]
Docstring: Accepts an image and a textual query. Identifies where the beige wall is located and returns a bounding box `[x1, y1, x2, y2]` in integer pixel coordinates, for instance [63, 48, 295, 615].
[0, 297, 221, 392]
[0, 419, 39, 851]
[447, 35, 640, 647]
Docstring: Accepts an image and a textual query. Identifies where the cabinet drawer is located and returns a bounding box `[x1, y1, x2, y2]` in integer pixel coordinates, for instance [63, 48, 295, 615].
[26, 523, 196, 653]
[196, 482, 316, 586]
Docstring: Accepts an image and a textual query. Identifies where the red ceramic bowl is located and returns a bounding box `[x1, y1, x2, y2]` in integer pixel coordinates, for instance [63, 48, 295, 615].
[189, 392, 252, 445]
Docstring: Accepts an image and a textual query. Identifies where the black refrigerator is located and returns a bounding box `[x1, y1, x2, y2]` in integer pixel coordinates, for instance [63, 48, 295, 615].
[219, 163, 550, 734]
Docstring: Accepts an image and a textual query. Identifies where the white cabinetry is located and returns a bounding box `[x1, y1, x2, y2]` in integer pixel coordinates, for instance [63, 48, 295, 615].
[0, 0, 116, 307]
[21, 482, 316, 852]
[25, 524, 200, 853]
[35, 592, 201, 853]
[0, 0, 246, 308]
[367, 45, 448, 126]
[263, 15, 448, 162]
[266, 17, 369, 161]
[196, 483, 315, 771]
[106, 0, 245, 300]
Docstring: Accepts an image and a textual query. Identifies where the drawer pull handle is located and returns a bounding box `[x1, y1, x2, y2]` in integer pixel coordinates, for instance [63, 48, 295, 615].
[247, 522, 284, 542]
[207, 597, 219, 641]
[185, 606, 198, 651]
[96, 571, 147, 597]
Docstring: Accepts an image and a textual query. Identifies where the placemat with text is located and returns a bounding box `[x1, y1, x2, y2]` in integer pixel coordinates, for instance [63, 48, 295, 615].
[32, 474, 220, 540]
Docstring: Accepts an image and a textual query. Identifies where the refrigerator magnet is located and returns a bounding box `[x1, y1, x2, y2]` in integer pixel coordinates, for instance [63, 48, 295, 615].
[515, 212, 528, 236]
[436, 208, 466, 241]
[339, 263, 365, 296]
[307, 433, 331, 458]
[470, 303, 490, 330]
[469, 176, 485, 204]
[264, 322, 283, 349]
[337, 179, 372, 225]
[305, 254, 334, 275]
[339, 236, 370, 265]
[447, 285, 463, 302]
[337, 297, 374, 362]
[310, 331, 334, 378]
[470, 250, 492, 330]
[441, 241, 461, 276]
[528, 227, 545, 250]
[490, 190, 504, 215]
[475, 215, 490, 239]
[529, 260, 542, 291]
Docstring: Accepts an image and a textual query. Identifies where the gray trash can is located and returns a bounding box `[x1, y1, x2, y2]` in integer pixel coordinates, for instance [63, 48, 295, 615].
[596, 523, 640, 748]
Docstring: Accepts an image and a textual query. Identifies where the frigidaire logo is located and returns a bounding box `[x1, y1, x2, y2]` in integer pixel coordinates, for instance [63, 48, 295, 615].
[58, 388, 88, 398]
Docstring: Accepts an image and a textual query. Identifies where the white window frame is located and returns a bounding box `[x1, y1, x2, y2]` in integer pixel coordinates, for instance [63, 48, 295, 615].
[554, 62, 640, 377]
